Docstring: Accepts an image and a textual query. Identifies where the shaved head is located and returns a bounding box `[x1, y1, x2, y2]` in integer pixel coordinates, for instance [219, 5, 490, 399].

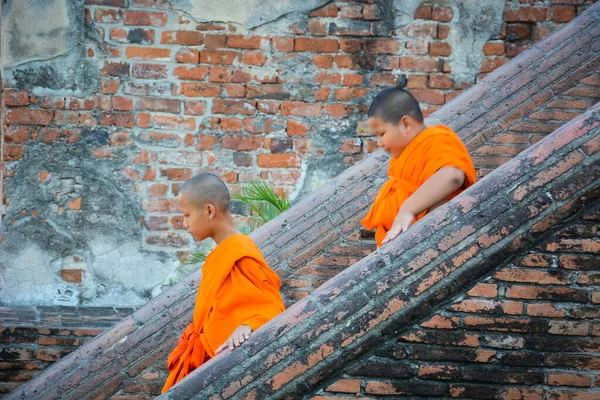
[368, 87, 424, 124]
[179, 173, 230, 212]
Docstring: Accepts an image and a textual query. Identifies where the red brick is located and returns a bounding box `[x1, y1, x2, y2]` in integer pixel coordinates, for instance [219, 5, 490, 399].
[99, 112, 134, 127]
[414, 4, 432, 19]
[400, 57, 442, 72]
[5, 90, 30, 106]
[257, 154, 302, 168]
[136, 97, 180, 113]
[125, 46, 170, 60]
[244, 52, 266, 66]
[40, 128, 60, 143]
[6, 109, 54, 126]
[548, 321, 589, 336]
[432, 5, 453, 21]
[273, 37, 294, 52]
[483, 41, 505, 56]
[160, 30, 204, 45]
[312, 55, 333, 69]
[411, 89, 445, 105]
[180, 82, 221, 97]
[124, 10, 168, 26]
[160, 168, 192, 181]
[175, 49, 199, 63]
[438, 24, 450, 40]
[335, 88, 368, 102]
[95, 8, 123, 23]
[3, 145, 24, 160]
[173, 65, 209, 81]
[220, 118, 243, 132]
[195, 134, 219, 150]
[212, 99, 256, 115]
[112, 96, 134, 111]
[553, 5, 576, 22]
[365, 39, 401, 54]
[479, 58, 508, 73]
[504, 6, 547, 22]
[295, 38, 338, 53]
[527, 303, 565, 318]
[100, 61, 130, 77]
[152, 115, 195, 130]
[200, 50, 242, 65]
[467, 283, 498, 298]
[222, 135, 263, 151]
[110, 27, 155, 44]
[228, 35, 263, 49]
[205, 34, 227, 49]
[183, 100, 206, 116]
[281, 102, 322, 117]
[5, 126, 29, 143]
[132, 63, 167, 79]
[430, 42, 451, 57]
[209, 66, 233, 83]
[309, 3, 338, 17]
[61, 269, 84, 283]
[287, 120, 308, 136]
[257, 100, 280, 114]
[325, 379, 360, 394]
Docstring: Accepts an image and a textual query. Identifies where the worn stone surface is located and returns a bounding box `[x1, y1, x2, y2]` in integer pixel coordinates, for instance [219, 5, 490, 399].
[169, 0, 331, 29]
[0, 132, 177, 306]
[2, 0, 98, 94]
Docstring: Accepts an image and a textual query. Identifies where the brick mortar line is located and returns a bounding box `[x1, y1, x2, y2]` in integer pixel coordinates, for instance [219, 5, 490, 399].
[164, 113, 600, 398]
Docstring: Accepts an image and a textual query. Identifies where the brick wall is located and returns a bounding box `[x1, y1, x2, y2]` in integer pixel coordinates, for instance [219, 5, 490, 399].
[4, 6, 600, 398]
[2, 0, 596, 261]
[0, 307, 132, 396]
[316, 209, 600, 399]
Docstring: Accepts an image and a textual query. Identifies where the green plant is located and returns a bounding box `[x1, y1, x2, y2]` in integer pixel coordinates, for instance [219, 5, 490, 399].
[233, 181, 291, 224]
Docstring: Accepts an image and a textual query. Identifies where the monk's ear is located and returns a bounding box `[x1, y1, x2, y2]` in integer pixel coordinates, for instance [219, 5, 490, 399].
[205, 203, 217, 219]
[400, 115, 413, 131]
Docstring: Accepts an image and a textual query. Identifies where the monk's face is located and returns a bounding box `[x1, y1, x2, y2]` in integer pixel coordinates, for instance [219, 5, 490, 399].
[369, 116, 413, 158]
[178, 194, 212, 241]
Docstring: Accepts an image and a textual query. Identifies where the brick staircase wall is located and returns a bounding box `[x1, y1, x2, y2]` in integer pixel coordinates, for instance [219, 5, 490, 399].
[315, 194, 600, 399]
[0, 307, 133, 397]
[3, 2, 600, 399]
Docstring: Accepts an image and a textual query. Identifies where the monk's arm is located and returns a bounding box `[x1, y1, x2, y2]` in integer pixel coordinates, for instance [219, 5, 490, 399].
[402, 166, 465, 215]
[381, 166, 465, 244]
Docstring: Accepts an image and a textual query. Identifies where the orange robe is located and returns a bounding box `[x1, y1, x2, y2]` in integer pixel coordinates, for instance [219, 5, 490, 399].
[361, 125, 476, 247]
[161, 234, 284, 393]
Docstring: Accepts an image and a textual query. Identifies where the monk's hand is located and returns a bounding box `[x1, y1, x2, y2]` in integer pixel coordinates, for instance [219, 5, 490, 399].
[382, 208, 415, 245]
[216, 324, 253, 354]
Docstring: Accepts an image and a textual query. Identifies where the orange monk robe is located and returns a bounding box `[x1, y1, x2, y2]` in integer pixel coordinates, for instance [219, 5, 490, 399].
[162, 234, 284, 393]
[361, 125, 477, 247]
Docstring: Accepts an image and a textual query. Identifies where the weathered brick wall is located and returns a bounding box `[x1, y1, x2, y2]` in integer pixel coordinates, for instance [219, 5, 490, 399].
[1, 0, 596, 268]
[5, 6, 600, 398]
[316, 210, 600, 399]
[0, 307, 132, 396]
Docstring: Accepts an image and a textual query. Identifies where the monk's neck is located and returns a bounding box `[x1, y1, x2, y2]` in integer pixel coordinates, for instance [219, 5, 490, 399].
[211, 224, 241, 245]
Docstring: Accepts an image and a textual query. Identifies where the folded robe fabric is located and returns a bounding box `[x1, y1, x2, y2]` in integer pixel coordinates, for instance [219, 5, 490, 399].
[162, 234, 284, 393]
[361, 125, 477, 247]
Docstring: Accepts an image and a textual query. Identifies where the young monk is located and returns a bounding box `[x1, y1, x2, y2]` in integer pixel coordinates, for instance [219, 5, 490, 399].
[361, 87, 477, 247]
[162, 173, 285, 393]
